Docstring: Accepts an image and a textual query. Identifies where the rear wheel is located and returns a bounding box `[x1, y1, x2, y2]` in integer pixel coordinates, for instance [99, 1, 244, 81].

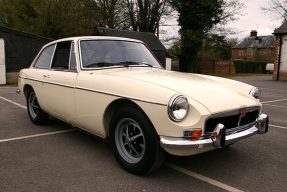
[27, 89, 49, 125]
[110, 105, 165, 175]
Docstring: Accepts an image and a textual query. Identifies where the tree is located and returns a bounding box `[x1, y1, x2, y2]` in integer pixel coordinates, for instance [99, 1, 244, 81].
[0, 0, 171, 38]
[169, 0, 244, 72]
[0, 0, 98, 39]
[262, 0, 287, 20]
[126, 0, 169, 33]
[84, 0, 129, 29]
[200, 35, 238, 60]
[167, 39, 181, 57]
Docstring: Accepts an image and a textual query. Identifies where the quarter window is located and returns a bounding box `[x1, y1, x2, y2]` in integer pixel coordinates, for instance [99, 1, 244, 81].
[70, 42, 77, 70]
[34, 44, 55, 69]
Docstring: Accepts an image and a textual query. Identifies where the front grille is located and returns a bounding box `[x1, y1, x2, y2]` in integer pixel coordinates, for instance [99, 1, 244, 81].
[205, 107, 260, 134]
[240, 110, 259, 126]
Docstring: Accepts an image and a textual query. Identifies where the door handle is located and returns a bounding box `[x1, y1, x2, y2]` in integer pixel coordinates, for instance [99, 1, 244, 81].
[43, 74, 50, 78]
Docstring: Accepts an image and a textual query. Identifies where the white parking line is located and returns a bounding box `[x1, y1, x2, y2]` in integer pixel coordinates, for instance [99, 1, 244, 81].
[270, 124, 287, 130]
[261, 98, 287, 104]
[0, 129, 75, 143]
[0, 96, 26, 109]
[264, 104, 287, 108]
[164, 162, 243, 192]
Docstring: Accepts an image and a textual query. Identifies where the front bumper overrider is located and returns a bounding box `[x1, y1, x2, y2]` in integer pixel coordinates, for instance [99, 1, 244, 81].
[160, 114, 269, 150]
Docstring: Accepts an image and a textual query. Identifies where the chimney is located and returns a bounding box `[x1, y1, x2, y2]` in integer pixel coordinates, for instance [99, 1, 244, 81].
[250, 30, 257, 37]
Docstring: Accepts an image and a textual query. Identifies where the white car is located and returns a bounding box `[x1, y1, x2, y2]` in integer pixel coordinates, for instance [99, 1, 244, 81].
[266, 63, 274, 74]
[18, 36, 269, 175]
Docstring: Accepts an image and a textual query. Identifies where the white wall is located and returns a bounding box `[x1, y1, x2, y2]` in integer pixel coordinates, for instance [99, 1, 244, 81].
[0, 39, 6, 85]
[280, 36, 287, 72]
[165, 57, 172, 70]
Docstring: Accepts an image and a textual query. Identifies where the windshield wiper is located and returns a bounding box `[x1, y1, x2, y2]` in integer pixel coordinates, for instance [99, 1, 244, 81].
[84, 62, 116, 68]
[119, 61, 154, 68]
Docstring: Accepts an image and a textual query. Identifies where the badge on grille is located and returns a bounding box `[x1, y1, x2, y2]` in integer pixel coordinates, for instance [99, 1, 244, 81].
[240, 107, 247, 117]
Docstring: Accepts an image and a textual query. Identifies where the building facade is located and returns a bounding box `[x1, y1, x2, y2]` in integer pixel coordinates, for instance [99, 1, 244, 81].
[273, 20, 287, 80]
[0, 26, 52, 84]
[232, 30, 276, 62]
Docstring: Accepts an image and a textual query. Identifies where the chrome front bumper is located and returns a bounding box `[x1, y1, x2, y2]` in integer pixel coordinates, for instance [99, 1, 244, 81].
[160, 114, 269, 149]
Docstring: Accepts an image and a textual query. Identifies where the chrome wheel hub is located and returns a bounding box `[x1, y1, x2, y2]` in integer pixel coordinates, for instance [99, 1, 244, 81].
[115, 118, 145, 164]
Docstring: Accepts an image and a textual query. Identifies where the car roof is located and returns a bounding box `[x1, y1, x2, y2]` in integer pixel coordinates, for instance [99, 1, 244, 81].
[45, 36, 143, 46]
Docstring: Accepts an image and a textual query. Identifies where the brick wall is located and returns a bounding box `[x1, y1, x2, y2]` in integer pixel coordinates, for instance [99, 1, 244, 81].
[200, 59, 215, 74]
[232, 48, 247, 60]
[200, 59, 235, 74]
[273, 36, 280, 80]
[215, 61, 235, 74]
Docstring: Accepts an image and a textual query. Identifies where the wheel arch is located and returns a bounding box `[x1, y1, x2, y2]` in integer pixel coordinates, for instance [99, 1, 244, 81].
[23, 84, 33, 97]
[103, 98, 154, 138]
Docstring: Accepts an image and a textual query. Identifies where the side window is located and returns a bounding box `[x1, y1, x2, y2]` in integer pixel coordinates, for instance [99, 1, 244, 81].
[34, 44, 55, 69]
[52, 41, 71, 70]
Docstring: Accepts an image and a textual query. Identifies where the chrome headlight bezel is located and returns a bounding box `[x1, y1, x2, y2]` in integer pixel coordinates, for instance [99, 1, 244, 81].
[250, 87, 261, 99]
[168, 94, 189, 122]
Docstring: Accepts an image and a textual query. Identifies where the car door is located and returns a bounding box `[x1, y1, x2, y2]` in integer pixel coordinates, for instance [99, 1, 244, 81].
[28, 44, 56, 113]
[41, 41, 78, 122]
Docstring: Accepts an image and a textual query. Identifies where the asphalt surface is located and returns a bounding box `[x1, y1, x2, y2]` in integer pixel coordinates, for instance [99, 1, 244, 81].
[0, 75, 286, 192]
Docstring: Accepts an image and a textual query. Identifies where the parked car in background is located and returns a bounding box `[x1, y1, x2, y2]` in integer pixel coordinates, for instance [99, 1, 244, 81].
[266, 63, 274, 74]
[18, 36, 269, 175]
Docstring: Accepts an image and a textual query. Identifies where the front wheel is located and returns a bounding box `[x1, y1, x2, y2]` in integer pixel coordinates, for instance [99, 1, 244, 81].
[27, 89, 49, 125]
[109, 105, 165, 175]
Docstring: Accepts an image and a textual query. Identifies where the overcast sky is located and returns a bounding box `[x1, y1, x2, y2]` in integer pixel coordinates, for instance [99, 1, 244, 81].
[229, 0, 283, 40]
[160, 0, 283, 46]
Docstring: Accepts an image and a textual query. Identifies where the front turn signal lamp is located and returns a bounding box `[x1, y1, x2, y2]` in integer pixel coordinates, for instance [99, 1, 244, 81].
[183, 130, 202, 141]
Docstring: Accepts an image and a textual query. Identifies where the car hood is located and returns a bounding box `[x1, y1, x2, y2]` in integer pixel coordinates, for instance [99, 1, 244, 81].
[86, 68, 259, 114]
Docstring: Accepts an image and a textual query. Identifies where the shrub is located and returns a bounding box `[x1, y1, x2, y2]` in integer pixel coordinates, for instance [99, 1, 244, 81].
[233, 60, 267, 73]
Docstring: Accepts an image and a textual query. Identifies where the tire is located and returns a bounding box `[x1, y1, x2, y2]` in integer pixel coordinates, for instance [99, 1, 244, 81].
[109, 105, 166, 175]
[27, 88, 49, 125]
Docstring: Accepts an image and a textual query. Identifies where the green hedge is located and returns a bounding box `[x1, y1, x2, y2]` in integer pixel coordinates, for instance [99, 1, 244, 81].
[233, 60, 268, 73]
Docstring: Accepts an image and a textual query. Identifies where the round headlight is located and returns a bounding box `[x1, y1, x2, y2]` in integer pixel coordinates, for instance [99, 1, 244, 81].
[168, 94, 189, 121]
[250, 87, 261, 99]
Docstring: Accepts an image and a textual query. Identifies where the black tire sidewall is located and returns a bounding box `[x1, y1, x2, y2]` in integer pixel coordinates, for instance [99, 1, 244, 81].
[27, 89, 48, 125]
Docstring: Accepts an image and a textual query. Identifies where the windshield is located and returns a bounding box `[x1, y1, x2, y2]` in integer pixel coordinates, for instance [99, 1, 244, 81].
[80, 40, 162, 69]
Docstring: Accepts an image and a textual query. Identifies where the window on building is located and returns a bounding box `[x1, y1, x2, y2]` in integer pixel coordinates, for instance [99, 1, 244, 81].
[239, 50, 245, 56]
[248, 49, 253, 56]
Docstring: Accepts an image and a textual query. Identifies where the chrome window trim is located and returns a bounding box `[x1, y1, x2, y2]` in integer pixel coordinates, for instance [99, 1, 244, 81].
[78, 39, 163, 70]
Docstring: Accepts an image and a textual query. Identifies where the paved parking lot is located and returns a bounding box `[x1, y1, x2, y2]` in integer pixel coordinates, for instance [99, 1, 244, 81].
[0, 75, 286, 192]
